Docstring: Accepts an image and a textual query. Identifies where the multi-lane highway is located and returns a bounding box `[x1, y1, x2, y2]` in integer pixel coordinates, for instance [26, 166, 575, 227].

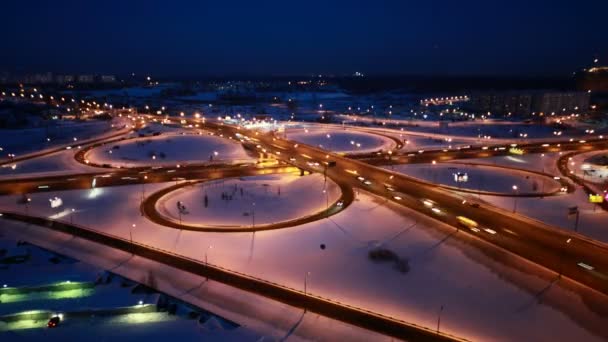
[200, 119, 608, 296]
[3, 112, 608, 296]
[2, 108, 608, 340]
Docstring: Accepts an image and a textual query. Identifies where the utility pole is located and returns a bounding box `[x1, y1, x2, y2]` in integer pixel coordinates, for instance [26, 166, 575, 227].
[251, 202, 255, 228]
[437, 305, 444, 334]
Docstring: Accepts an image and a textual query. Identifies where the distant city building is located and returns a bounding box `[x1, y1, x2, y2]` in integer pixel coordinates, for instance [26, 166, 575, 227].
[1, 72, 115, 85]
[100, 75, 117, 83]
[533, 92, 590, 114]
[77, 74, 95, 83]
[23, 72, 54, 84]
[469, 91, 590, 116]
[55, 74, 75, 84]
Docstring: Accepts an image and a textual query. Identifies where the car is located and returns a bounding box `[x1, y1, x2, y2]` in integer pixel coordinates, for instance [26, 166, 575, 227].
[48, 316, 60, 328]
[289, 157, 296, 162]
[336, 200, 344, 207]
[357, 176, 365, 182]
[363, 180, 372, 186]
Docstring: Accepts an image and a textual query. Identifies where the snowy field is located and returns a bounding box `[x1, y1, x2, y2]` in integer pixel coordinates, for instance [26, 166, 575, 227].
[86, 132, 255, 168]
[453, 152, 563, 176]
[157, 173, 341, 227]
[0, 148, 100, 179]
[287, 127, 395, 154]
[446, 152, 608, 242]
[0, 118, 127, 158]
[388, 162, 560, 194]
[0, 221, 394, 342]
[473, 187, 608, 243]
[0, 235, 260, 341]
[570, 150, 608, 184]
[401, 122, 576, 139]
[0, 182, 606, 341]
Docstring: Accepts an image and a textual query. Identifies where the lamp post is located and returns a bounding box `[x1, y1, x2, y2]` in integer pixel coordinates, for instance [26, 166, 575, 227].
[323, 188, 329, 217]
[512, 185, 519, 213]
[177, 202, 182, 225]
[70, 208, 75, 224]
[569, 207, 580, 232]
[304, 271, 311, 311]
[141, 175, 147, 208]
[251, 202, 255, 228]
[130, 224, 136, 255]
[304, 271, 311, 295]
[437, 305, 444, 334]
[559, 238, 572, 278]
[205, 245, 213, 281]
[24, 196, 31, 215]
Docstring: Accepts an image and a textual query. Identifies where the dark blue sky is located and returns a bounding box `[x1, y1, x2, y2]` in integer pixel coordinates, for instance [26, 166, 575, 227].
[1, 0, 606, 77]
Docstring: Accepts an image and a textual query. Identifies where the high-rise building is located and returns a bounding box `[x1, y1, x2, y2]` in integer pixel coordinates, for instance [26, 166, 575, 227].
[468, 91, 590, 116]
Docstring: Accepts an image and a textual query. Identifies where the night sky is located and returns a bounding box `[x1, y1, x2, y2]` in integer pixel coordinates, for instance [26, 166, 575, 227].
[1, 0, 607, 77]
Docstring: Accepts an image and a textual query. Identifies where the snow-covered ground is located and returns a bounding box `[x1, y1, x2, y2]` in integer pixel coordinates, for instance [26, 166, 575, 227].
[0, 182, 606, 341]
[402, 122, 574, 139]
[388, 162, 560, 194]
[0, 220, 394, 341]
[286, 127, 395, 154]
[157, 173, 340, 227]
[0, 234, 262, 341]
[453, 152, 563, 176]
[0, 118, 127, 158]
[472, 187, 608, 243]
[338, 116, 585, 139]
[85, 132, 255, 168]
[570, 150, 608, 185]
[0, 148, 100, 179]
[446, 152, 608, 242]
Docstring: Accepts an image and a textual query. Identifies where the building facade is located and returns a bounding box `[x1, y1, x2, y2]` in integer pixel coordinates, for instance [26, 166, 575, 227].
[469, 91, 590, 116]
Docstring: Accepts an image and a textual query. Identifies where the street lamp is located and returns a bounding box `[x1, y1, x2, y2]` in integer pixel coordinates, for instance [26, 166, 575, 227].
[559, 238, 572, 277]
[323, 188, 329, 217]
[70, 208, 75, 224]
[304, 271, 311, 295]
[437, 305, 444, 334]
[205, 245, 213, 281]
[251, 202, 256, 228]
[512, 185, 519, 213]
[141, 175, 148, 210]
[130, 224, 136, 254]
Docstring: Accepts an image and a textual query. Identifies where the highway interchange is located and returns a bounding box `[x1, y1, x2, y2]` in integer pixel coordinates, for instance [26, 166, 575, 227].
[1, 101, 607, 340]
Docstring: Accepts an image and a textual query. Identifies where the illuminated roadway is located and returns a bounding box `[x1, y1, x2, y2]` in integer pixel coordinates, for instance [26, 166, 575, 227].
[202, 119, 608, 296]
[4, 114, 608, 296]
[1, 109, 608, 340]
